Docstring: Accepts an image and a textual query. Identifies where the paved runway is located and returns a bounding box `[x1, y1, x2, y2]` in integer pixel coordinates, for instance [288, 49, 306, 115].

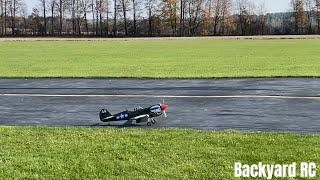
[0, 78, 319, 132]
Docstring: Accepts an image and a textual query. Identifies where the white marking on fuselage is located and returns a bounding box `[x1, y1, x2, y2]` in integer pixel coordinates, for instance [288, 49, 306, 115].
[132, 114, 149, 120]
[0, 94, 320, 100]
[103, 116, 114, 120]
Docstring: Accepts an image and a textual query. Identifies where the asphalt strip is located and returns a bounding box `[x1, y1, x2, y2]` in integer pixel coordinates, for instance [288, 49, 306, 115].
[1, 78, 320, 132]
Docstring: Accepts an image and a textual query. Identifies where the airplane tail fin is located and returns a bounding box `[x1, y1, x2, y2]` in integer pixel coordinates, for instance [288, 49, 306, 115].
[99, 109, 112, 122]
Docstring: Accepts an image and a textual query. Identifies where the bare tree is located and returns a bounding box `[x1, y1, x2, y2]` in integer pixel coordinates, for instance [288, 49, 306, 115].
[120, 0, 129, 36]
[0, 0, 3, 35]
[99, 0, 102, 35]
[203, 0, 212, 35]
[40, 0, 47, 35]
[205, 0, 230, 35]
[80, 0, 90, 35]
[104, 0, 109, 35]
[9, 0, 23, 35]
[179, 0, 186, 36]
[305, 0, 314, 33]
[145, 0, 157, 36]
[214, 0, 222, 35]
[257, 0, 266, 35]
[30, 7, 41, 35]
[132, 0, 137, 35]
[69, 0, 84, 35]
[113, 0, 117, 35]
[49, 0, 56, 35]
[219, 0, 232, 35]
[90, 0, 94, 34]
[9, 0, 16, 35]
[236, 0, 254, 35]
[71, 0, 76, 35]
[316, 0, 320, 33]
[76, 0, 82, 35]
[94, 0, 108, 36]
[58, 0, 63, 35]
[162, 0, 178, 35]
[95, 0, 99, 35]
[19, 0, 27, 34]
[5, 0, 7, 35]
[291, 0, 307, 34]
[187, 0, 204, 36]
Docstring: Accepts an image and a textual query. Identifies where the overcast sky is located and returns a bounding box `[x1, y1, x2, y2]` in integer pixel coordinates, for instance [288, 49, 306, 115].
[26, 0, 291, 14]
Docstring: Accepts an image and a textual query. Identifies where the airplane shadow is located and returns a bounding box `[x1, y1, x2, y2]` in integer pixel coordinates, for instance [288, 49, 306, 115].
[90, 123, 145, 128]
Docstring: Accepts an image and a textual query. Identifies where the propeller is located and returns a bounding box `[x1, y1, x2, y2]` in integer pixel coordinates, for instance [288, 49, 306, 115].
[163, 110, 168, 118]
[160, 99, 168, 118]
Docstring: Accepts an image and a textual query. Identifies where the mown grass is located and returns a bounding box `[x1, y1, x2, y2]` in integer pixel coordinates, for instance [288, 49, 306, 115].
[0, 126, 319, 179]
[0, 39, 319, 78]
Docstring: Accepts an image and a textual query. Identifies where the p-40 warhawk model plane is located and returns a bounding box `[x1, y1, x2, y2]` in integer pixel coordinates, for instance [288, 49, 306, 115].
[99, 103, 168, 126]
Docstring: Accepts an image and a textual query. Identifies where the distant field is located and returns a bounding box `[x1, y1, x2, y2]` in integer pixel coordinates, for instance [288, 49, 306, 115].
[0, 39, 319, 78]
[0, 126, 319, 179]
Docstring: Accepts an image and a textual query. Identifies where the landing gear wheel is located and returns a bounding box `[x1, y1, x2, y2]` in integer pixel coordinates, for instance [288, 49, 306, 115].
[147, 122, 152, 126]
[151, 119, 156, 124]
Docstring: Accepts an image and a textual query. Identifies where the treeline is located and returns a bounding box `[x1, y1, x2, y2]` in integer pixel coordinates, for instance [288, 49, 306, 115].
[0, 0, 320, 37]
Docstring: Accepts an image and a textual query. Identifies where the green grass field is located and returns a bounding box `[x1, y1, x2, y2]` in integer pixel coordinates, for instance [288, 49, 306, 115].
[0, 126, 319, 179]
[0, 39, 319, 78]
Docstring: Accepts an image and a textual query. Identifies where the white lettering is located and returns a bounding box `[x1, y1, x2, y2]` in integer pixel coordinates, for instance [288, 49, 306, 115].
[288, 162, 297, 177]
[234, 162, 314, 179]
[301, 162, 309, 177]
[242, 164, 250, 177]
[274, 164, 282, 178]
[234, 162, 242, 177]
[258, 162, 266, 177]
[266, 164, 274, 179]
[301, 162, 317, 177]
[250, 164, 258, 177]
[309, 162, 316, 177]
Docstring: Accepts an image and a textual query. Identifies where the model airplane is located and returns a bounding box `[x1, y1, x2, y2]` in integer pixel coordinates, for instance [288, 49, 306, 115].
[99, 103, 168, 126]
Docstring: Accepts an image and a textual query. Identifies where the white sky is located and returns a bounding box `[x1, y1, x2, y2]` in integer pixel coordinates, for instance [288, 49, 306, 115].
[26, 0, 291, 14]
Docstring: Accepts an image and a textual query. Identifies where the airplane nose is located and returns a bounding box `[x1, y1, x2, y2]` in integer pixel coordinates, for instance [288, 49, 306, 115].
[160, 103, 168, 111]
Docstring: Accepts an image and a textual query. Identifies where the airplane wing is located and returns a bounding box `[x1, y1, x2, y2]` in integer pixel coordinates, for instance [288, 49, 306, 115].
[121, 115, 149, 126]
[132, 114, 149, 123]
[123, 119, 134, 126]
